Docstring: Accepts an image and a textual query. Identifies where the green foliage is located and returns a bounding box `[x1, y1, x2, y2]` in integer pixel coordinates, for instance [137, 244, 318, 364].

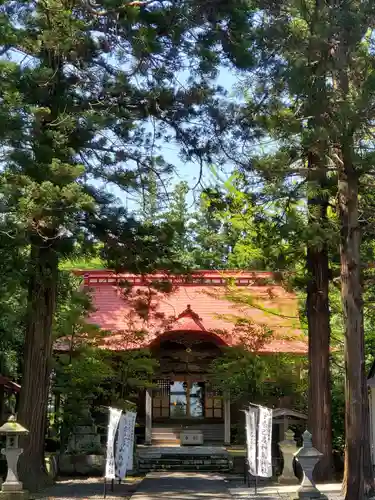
[0, 0, 258, 482]
[55, 349, 113, 412]
[110, 350, 159, 405]
[1, 0, 375, 486]
[52, 274, 112, 444]
[0, 223, 28, 378]
[209, 347, 307, 410]
[51, 275, 160, 446]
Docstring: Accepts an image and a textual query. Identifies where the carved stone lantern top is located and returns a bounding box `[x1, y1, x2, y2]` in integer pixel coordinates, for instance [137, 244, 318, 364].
[284, 428, 295, 441]
[0, 415, 29, 437]
[279, 428, 296, 446]
[294, 430, 323, 459]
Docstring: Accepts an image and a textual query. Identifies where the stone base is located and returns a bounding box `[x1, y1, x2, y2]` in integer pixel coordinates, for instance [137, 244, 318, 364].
[1, 483, 23, 493]
[0, 491, 29, 500]
[292, 494, 328, 500]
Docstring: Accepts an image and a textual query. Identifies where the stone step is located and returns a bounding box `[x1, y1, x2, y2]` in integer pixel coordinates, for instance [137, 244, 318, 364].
[151, 428, 224, 443]
[138, 456, 228, 461]
[152, 425, 223, 435]
[151, 440, 180, 446]
[151, 432, 179, 438]
[139, 464, 231, 472]
[138, 457, 229, 464]
[136, 451, 233, 472]
[138, 462, 231, 469]
[151, 424, 224, 429]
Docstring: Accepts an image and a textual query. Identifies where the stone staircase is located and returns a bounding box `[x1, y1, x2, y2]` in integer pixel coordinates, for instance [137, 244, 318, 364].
[137, 446, 233, 473]
[151, 424, 224, 446]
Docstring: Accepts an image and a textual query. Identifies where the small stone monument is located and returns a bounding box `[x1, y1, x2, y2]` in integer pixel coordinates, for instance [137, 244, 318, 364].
[278, 428, 298, 484]
[66, 408, 101, 454]
[0, 415, 29, 500]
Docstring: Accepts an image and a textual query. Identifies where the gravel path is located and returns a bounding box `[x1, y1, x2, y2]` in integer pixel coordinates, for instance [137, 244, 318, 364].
[228, 481, 344, 500]
[130, 472, 232, 500]
[32, 477, 142, 499]
[29, 475, 345, 500]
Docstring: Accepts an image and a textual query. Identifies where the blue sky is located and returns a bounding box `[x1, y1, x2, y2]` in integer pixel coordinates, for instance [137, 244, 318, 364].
[104, 65, 240, 212]
[2, 46, 240, 213]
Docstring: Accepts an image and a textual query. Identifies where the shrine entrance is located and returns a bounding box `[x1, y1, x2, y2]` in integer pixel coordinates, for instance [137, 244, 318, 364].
[170, 381, 204, 418]
[152, 379, 223, 420]
[144, 328, 231, 445]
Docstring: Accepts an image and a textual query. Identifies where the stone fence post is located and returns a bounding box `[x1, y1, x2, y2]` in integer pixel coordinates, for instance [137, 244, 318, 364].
[278, 428, 298, 484]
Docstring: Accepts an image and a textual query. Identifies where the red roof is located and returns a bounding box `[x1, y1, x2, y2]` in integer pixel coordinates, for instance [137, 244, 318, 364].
[64, 270, 307, 354]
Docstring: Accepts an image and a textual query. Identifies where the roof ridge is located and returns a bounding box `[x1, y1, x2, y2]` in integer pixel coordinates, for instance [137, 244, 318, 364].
[172, 304, 207, 332]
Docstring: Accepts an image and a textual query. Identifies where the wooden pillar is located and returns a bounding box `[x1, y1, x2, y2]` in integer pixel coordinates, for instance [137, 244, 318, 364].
[224, 393, 231, 445]
[145, 388, 152, 445]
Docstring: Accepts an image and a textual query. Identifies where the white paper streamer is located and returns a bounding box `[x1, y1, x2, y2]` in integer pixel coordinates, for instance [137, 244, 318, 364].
[105, 407, 122, 480]
[126, 412, 136, 471]
[257, 406, 273, 478]
[245, 407, 257, 476]
[115, 411, 137, 479]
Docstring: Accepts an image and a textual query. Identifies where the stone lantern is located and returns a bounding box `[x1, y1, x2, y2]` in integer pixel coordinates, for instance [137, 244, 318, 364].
[293, 430, 326, 499]
[278, 428, 299, 484]
[0, 415, 29, 500]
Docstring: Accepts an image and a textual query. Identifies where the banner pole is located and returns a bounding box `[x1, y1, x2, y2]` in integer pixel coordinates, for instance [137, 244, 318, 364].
[103, 406, 122, 498]
[103, 406, 110, 499]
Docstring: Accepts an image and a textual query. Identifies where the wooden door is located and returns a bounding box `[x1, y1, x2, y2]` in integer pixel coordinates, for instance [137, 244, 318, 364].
[205, 386, 223, 418]
[152, 379, 170, 418]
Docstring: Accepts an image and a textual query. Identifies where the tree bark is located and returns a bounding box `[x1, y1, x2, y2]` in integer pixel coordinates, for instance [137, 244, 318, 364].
[338, 141, 372, 499]
[306, 216, 334, 482]
[362, 379, 374, 496]
[304, 1, 334, 480]
[17, 239, 58, 492]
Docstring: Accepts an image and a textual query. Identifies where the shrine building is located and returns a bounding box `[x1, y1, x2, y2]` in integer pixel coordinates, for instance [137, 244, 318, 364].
[69, 269, 307, 447]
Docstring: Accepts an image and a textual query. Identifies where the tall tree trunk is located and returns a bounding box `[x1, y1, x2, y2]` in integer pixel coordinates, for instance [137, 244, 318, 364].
[338, 141, 372, 499]
[362, 378, 374, 496]
[306, 222, 333, 481]
[304, 2, 334, 480]
[17, 239, 58, 492]
[305, 141, 334, 480]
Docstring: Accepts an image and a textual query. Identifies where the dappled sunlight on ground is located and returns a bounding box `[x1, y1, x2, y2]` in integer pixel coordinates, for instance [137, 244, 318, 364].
[130, 472, 232, 499]
[32, 477, 142, 499]
[31, 474, 345, 500]
[229, 480, 344, 499]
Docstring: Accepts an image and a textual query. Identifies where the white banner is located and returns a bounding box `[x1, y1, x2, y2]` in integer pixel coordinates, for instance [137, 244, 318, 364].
[115, 412, 126, 478]
[126, 412, 137, 471]
[245, 407, 257, 476]
[115, 411, 137, 479]
[105, 407, 122, 480]
[257, 406, 273, 478]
